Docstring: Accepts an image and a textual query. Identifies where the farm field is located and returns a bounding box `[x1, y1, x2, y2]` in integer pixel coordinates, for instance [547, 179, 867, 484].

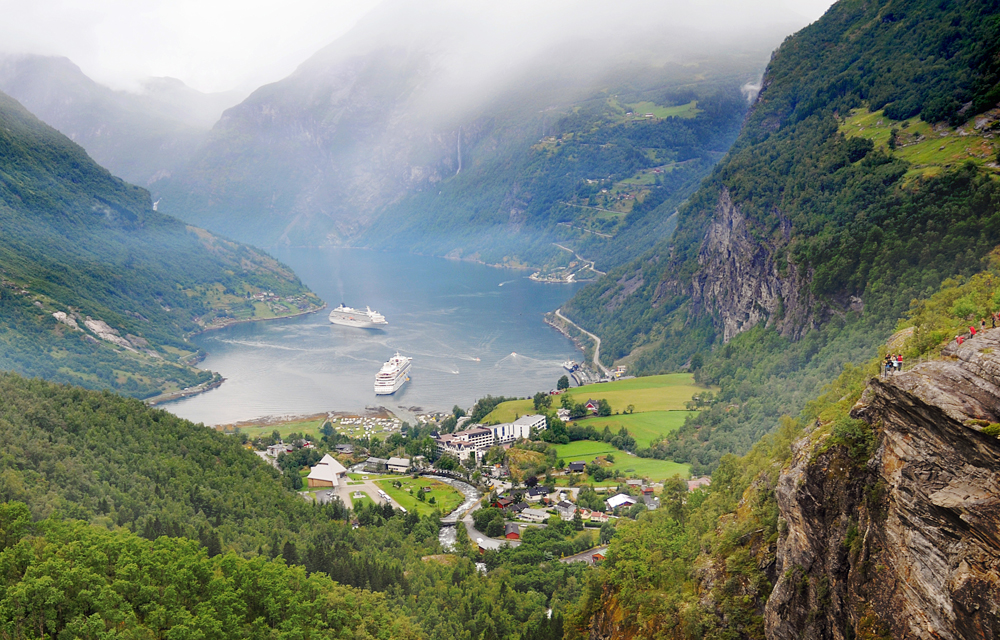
[553, 440, 690, 481]
[483, 373, 707, 423]
[222, 415, 327, 440]
[375, 477, 464, 517]
[626, 100, 700, 119]
[575, 411, 694, 447]
[839, 107, 1000, 181]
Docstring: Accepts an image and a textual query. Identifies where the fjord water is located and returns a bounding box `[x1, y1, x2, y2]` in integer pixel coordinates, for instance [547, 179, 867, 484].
[166, 248, 584, 425]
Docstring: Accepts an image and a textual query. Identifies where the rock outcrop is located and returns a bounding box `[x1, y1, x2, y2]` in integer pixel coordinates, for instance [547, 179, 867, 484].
[766, 331, 1000, 639]
[687, 188, 820, 342]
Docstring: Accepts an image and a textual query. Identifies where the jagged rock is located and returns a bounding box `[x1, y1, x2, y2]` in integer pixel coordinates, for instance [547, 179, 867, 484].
[670, 188, 848, 343]
[83, 318, 137, 351]
[767, 330, 1000, 640]
[51, 311, 79, 330]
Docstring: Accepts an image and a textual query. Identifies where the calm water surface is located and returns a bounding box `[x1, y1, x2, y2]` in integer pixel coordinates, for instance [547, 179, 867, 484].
[166, 248, 584, 425]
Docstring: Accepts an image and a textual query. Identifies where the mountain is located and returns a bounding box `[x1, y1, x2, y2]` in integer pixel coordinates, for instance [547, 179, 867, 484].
[156, 0, 803, 268]
[0, 89, 322, 399]
[562, 0, 1000, 473]
[0, 54, 243, 188]
[572, 275, 1000, 638]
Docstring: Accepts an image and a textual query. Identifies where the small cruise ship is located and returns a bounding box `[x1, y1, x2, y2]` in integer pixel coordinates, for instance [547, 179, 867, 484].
[374, 352, 412, 395]
[329, 303, 388, 328]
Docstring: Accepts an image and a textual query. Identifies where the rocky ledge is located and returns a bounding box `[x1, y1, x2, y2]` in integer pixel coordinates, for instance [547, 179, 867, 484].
[766, 330, 1000, 640]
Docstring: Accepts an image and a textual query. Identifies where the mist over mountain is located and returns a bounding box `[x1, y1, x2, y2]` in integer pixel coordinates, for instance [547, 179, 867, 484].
[0, 88, 320, 399]
[0, 54, 244, 187]
[155, 0, 806, 261]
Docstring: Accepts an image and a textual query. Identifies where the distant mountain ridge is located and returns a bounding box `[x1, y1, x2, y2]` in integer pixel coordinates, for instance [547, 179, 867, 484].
[0, 53, 243, 187]
[0, 89, 321, 399]
[152, 0, 803, 269]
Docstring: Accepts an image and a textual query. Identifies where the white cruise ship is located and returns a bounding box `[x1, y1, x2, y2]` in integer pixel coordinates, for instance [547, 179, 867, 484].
[329, 303, 388, 328]
[374, 352, 412, 395]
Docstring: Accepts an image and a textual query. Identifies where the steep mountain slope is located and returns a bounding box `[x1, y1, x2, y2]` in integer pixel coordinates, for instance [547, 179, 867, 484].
[0, 54, 242, 187]
[563, 0, 1000, 473]
[570, 254, 1000, 639]
[157, 0, 801, 266]
[768, 333, 1000, 639]
[0, 90, 322, 399]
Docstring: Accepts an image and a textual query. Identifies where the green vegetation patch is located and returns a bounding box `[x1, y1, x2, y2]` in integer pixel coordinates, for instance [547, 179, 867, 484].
[574, 410, 695, 448]
[626, 100, 701, 120]
[223, 415, 327, 440]
[554, 440, 690, 480]
[483, 374, 705, 423]
[840, 107, 1000, 181]
[375, 478, 464, 517]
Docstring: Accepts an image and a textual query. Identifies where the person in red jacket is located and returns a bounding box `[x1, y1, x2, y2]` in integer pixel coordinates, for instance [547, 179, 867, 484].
[969, 325, 977, 337]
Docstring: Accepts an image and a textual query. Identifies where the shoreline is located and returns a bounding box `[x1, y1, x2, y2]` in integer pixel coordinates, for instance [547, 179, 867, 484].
[187, 301, 327, 338]
[150, 302, 327, 406]
[146, 374, 225, 406]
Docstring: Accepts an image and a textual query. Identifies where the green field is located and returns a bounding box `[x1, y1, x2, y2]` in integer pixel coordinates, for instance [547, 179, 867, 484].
[840, 107, 1000, 181]
[223, 415, 327, 440]
[483, 373, 706, 423]
[375, 477, 464, 517]
[574, 411, 694, 447]
[553, 440, 690, 481]
[628, 100, 700, 119]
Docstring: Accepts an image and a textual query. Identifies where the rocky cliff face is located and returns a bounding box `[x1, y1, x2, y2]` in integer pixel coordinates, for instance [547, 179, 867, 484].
[766, 331, 1000, 639]
[685, 188, 825, 343]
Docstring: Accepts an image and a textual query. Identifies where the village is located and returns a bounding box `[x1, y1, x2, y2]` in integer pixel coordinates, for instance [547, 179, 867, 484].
[251, 372, 713, 561]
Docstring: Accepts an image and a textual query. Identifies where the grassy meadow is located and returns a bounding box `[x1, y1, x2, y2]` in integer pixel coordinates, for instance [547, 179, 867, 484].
[553, 440, 691, 481]
[839, 107, 1000, 181]
[375, 477, 464, 517]
[575, 410, 694, 447]
[483, 373, 706, 423]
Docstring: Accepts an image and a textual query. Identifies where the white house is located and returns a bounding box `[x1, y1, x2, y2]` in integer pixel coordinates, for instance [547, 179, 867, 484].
[435, 426, 496, 461]
[520, 508, 549, 523]
[514, 414, 546, 432]
[306, 454, 348, 488]
[605, 494, 638, 510]
[387, 457, 411, 473]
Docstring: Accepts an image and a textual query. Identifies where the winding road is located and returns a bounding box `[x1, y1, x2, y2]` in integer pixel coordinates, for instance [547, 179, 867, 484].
[555, 309, 612, 377]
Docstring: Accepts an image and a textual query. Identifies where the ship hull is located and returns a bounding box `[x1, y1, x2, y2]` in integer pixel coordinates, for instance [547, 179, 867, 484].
[374, 357, 411, 395]
[329, 313, 381, 329]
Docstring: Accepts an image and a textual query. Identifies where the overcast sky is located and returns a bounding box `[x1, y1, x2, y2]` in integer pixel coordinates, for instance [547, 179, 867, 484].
[0, 0, 837, 95]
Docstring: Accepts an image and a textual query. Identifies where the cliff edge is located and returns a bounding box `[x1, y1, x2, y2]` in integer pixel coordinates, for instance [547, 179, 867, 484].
[766, 331, 1000, 639]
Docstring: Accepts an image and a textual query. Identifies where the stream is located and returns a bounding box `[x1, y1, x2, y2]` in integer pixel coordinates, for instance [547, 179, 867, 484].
[428, 475, 481, 551]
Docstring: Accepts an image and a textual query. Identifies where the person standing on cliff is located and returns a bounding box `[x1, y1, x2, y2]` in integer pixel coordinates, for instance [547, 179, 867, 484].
[969, 325, 977, 338]
[896, 354, 903, 372]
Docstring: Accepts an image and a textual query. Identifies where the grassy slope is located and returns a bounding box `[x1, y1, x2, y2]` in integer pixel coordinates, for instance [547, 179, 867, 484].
[574, 411, 695, 448]
[840, 106, 1000, 180]
[553, 440, 690, 480]
[0, 90, 322, 398]
[375, 478, 464, 517]
[483, 374, 704, 423]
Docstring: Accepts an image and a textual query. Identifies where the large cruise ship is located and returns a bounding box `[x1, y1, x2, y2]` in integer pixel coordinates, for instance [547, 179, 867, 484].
[329, 303, 388, 328]
[374, 352, 411, 395]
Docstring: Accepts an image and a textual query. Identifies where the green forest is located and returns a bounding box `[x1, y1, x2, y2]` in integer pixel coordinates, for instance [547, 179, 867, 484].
[563, 0, 1000, 474]
[0, 90, 322, 398]
[0, 372, 583, 639]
